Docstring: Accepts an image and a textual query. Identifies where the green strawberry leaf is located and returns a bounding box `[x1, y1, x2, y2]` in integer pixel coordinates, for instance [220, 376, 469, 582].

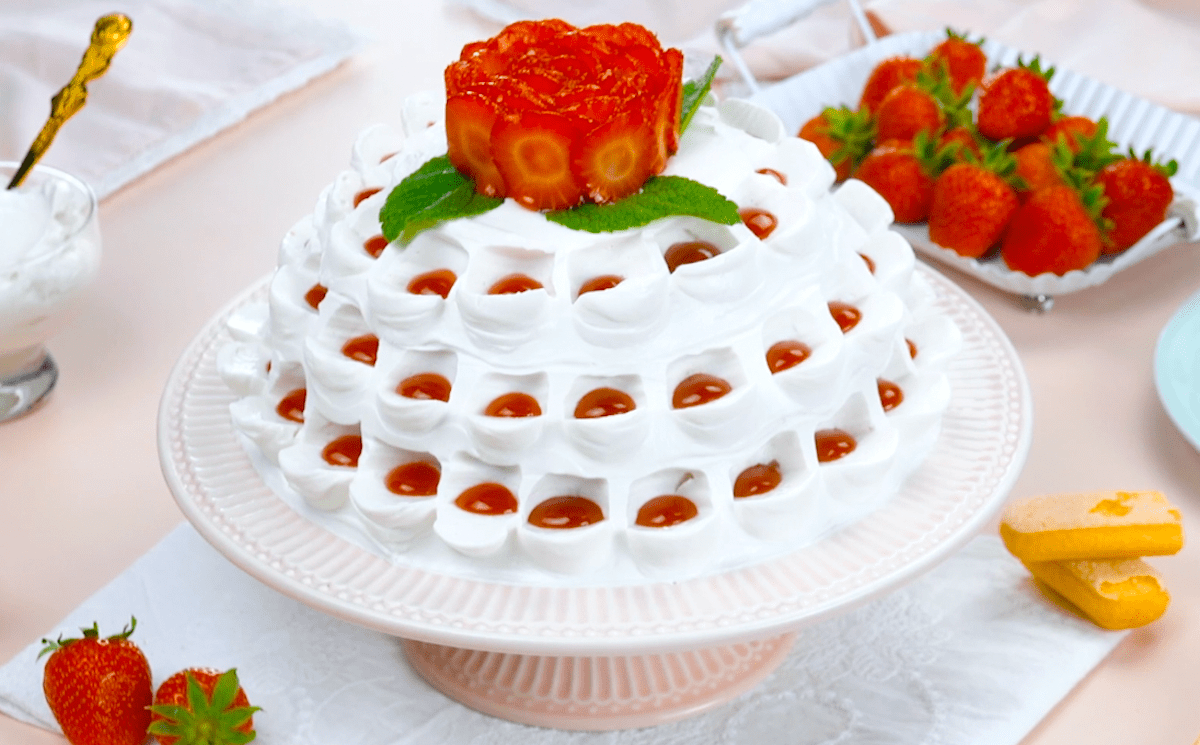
[680, 56, 722, 134]
[546, 175, 740, 232]
[380, 155, 504, 244]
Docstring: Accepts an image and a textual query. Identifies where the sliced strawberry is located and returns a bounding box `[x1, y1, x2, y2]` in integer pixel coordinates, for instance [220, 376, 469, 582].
[574, 113, 658, 203]
[491, 111, 584, 210]
[445, 93, 507, 198]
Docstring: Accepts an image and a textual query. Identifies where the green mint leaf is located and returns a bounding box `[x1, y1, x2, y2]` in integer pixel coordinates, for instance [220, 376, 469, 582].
[680, 56, 722, 135]
[546, 175, 739, 233]
[380, 155, 503, 244]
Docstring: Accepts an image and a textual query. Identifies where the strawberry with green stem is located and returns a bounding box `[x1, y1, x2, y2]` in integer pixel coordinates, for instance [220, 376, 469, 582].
[1002, 166, 1109, 275]
[149, 668, 260, 745]
[926, 29, 986, 96]
[977, 56, 1061, 142]
[1096, 148, 1178, 254]
[859, 55, 924, 113]
[928, 140, 1024, 258]
[40, 618, 153, 745]
[798, 105, 875, 182]
[855, 131, 960, 223]
[875, 67, 972, 144]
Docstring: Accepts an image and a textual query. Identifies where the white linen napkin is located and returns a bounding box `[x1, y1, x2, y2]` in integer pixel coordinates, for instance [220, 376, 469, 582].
[0, 0, 360, 199]
[0, 524, 1126, 744]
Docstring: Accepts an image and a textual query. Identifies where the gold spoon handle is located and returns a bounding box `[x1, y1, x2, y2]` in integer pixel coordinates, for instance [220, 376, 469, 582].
[6, 14, 133, 190]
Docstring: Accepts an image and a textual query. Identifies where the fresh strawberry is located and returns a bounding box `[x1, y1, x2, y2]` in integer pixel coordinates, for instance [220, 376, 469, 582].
[40, 618, 153, 745]
[926, 29, 986, 96]
[1096, 149, 1177, 254]
[490, 110, 585, 210]
[859, 56, 923, 113]
[1041, 115, 1097, 153]
[977, 56, 1059, 141]
[1013, 141, 1064, 196]
[1002, 174, 1107, 275]
[798, 106, 875, 181]
[149, 668, 259, 745]
[928, 141, 1023, 258]
[875, 68, 970, 143]
[854, 132, 958, 223]
[939, 124, 982, 161]
[573, 111, 659, 203]
[444, 94, 506, 197]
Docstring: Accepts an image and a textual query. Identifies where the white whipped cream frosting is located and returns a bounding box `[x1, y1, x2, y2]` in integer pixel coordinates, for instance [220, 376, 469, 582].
[219, 93, 962, 585]
[0, 172, 101, 363]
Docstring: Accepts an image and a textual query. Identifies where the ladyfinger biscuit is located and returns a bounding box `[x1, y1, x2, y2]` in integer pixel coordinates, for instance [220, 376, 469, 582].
[1023, 557, 1170, 630]
[1000, 490, 1182, 562]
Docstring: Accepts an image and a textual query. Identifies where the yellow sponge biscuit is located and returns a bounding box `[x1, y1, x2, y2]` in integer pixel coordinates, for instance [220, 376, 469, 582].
[1000, 490, 1182, 562]
[1023, 557, 1170, 630]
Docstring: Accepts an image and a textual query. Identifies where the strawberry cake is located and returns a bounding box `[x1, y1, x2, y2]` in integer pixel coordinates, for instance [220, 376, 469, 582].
[217, 21, 961, 581]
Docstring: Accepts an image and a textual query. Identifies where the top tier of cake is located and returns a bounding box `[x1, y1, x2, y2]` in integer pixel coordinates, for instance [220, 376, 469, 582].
[219, 93, 961, 582]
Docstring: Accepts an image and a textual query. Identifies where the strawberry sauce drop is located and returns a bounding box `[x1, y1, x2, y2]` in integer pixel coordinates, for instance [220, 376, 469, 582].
[385, 461, 441, 497]
[354, 187, 382, 207]
[739, 207, 778, 239]
[878, 379, 904, 412]
[635, 495, 698, 528]
[578, 274, 623, 295]
[304, 283, 328, 311]
[485, 392, 541, 417]
[766, 340, 812, 373]
[322, 435, 363, 467]
[574, 388, 636, 418]
[756, 168, 787, 184]
[364, 234, 389, 258]
[815, 428, 857, 463]
[397, 372, 451, 402]
[407, 269, 457, 298]
[828, 301, 862, 333]
[672, 373, 731, 409]
[342, 334, 379, 366]
[906, 338, 918, 358]
[275, 388, 306, 423]
[528, 496, 604, 529]
[455, 482, 519, 515]
[733, 462, 782, 498]
[859, 252, 876, 273]
[488, 273, 543, 295]
[664, 240, 720, 273]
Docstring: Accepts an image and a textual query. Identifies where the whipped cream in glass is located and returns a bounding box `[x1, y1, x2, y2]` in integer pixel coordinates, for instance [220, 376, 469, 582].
[0, 162, 101, 420]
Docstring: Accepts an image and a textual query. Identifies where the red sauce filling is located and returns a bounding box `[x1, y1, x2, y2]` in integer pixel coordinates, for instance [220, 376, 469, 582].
[275, 388, 306, 423]
[672, 373, 731, 409]
[528, 496, 604, 529]
[635, 495, 698, 528]
[353, 187, 382, 207]
[455, 482, 519, 515]
[488, 273, 543, 295]
[304, 283, 328, 311]
[733, 462, 782, 498]
[756, 167, 787, 184]
[385, 461, 440, 497]
[766, 340, 812, 374]
[878, 379, 904, 412]
[739, 207, 778, 240]
[828, 301, 862, 333]
[574, 388, 636, 419]
[364, 234, 389, 258]
[578, 274, 624, 295]
[815, 428, 856, 463]
[484, 392, 541, 418]
[322, 435, 362, 467]
[397, 372, 451, 402]
[342, 334, 379, 366]
[664, 240, 720, 273]
[407, 269, 457, 298]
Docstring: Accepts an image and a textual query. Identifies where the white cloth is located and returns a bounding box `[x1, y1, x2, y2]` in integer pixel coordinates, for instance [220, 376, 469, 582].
[0, 524, 1126, 744]
[0, 0, 360, 199]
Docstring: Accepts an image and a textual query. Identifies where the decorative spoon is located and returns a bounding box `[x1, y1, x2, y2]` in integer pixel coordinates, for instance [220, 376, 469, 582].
[6, 13, 133, 190]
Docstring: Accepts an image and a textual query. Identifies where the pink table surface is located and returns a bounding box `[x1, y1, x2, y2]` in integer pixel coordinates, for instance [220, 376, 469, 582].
[2, 1, 1200, 743]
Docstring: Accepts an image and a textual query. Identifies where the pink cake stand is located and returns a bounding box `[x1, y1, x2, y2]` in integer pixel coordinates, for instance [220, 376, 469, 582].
[158, 266, 1031, 730]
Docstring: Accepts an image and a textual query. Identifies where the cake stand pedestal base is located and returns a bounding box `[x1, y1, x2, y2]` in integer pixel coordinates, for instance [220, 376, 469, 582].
[402, 632, 797, 731]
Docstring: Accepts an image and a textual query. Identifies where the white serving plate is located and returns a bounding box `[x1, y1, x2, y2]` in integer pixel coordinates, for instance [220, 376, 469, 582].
[1155, 284, 1200, 453]
[747, 28, 1200, 307]
[158, 264, 1031, 658]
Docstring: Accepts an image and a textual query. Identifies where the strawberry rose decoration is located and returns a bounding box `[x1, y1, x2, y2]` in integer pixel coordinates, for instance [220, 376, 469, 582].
[444, 19, 684, 211]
